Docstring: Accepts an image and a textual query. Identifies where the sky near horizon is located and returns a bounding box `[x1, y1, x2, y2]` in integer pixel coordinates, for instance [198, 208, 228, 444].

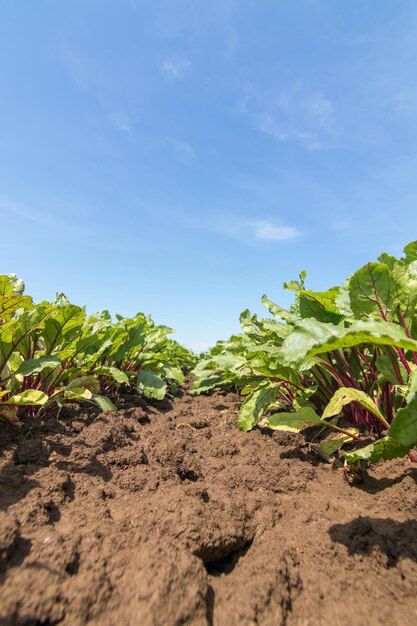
[1, 1, 417, 351]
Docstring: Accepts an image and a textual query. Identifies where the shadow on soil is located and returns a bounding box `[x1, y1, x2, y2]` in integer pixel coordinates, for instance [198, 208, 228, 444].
[203, 540, 253, 577]
[329, 517, 417, 566]
[357, 468, 417, 494]
[0, 462, 40, 511]
[0, 536, 32, 584]
[206, 585, 215, 626]
[279, 448, 321, 465]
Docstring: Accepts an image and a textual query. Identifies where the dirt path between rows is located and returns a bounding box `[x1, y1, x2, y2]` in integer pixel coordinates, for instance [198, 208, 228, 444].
[1, 390, 416, 625]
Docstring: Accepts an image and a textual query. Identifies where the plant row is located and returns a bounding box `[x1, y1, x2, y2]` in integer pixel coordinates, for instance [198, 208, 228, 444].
[192, 242, 417, 465]
[0, 275, 195, 424]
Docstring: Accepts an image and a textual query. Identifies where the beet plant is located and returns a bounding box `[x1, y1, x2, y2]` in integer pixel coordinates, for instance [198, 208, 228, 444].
[192, 242, 417, 465]
[0, 275, 195, 424]
[79, 310, 195, 400]
[0, 275, 53, 421]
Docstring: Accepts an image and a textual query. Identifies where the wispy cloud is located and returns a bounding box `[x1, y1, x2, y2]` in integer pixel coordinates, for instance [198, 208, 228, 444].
[61, 43, 134, 134]
[331, 218, 353, 232]
[60, 43, 91, 91]
[160, 58, 191, 79]
[0, 195, 58, 226]
[256, 114, 313, 144]
[0, 194, 158, 253]
[107, 111, 131, 133]
[239, 83, 336, 150]
[181, 213, 300, 243]
[172, 138, 195, 161]
[251, 220, 299, 241]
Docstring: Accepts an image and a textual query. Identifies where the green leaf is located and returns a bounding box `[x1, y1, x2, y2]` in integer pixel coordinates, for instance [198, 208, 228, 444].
[0, 295, 32, 321]
[0, 304, 53, 374]
[163, 365, 185, 384]
[94, 366, 129, 384]
[388, 393, 417, 448]
[284, 280, 301, 292]
[377, 252, 397, 270]
[281, 318, 417, 364]
[202, 354, 248, 375]
[267, 406, 322, 432]
[7, 274, 25, 295]
[92, 394, 117, 412]
[43, 305, 85, 351]
[8, 389, 49, 406]
[392, 261, 417, 326]
[344, 436, 410, 464]
[238, 382, 279, 432]
[190, 375, 231, 395]
[375, 355, 407, 385]
[261, 294, 291, 321]
[137, 370, 167, 400]
[0, 275, 22, 297]
[334, 277, 353, 317]
[67, 376, 101, 394]
[348, 262, 401, 321]
[298, 288, 342, 324]
[17, 355, 61, 377]
[249, 356, 300, 386]
[54, 292, 71, 307]
[405, 368, 417, 403]
[239, 309, 261, 336]
[256, 318, 292, 340]
[317, 429, 359, 459]
[108, 321, 146, 362]
[64, 387, 93, 400]
[403, 241, 417, 263]
[322, 387, 389, 428]
[283, 271, 306, 293]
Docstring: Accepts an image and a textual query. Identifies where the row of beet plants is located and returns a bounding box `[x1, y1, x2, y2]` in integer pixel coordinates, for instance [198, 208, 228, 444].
[192, 242, 417, 465]
[0, 275, 195, 424]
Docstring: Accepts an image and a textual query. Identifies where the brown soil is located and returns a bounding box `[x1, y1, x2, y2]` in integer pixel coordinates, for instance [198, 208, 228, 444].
[0, 390, 416, 626]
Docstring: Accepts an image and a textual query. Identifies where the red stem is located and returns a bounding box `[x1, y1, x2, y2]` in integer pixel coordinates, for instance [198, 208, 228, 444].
[397, 307, 417, 367]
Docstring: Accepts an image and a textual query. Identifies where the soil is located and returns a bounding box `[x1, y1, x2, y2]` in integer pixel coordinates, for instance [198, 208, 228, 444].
[0, 390, 416, 626]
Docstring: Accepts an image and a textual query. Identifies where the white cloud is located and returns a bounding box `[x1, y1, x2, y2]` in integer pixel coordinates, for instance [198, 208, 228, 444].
[160, 58, 191, 79]
[257, 114, 313, 144]
[307, 92, 334, 128]
[239, 83, 336, 150]
[251, 220, 299, 241]
[181, 213, 300, 243]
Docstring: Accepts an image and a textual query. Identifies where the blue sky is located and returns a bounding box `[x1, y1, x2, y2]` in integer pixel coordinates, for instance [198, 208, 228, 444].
[1, 1, 417, 351]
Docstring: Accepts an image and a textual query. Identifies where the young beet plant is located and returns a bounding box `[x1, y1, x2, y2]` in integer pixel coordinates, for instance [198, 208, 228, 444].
[0, 275, 50, 422]
[192, 242, 417, 465]
[79, 311, 195, 400]
[0, 275, 195, 425]
[0, 283, 119, 421]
